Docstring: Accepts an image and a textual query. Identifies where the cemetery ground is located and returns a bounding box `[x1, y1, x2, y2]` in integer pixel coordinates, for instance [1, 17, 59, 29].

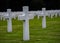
[0, 16, 60, 43]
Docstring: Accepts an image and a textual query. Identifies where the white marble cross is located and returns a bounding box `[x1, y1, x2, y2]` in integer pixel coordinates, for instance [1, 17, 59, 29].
[7, 9, 12, 32]
[23, 6, 30, 41]
[0, 15, 3, 20]
[42, 8, 46, 28]
[17, 6, 35, 41]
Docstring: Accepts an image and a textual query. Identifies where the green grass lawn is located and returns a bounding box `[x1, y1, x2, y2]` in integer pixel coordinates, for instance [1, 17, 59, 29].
[0, 16, 60, 43]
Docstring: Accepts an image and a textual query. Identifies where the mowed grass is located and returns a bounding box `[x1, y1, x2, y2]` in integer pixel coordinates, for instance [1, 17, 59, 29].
[0, 16, 60, 43]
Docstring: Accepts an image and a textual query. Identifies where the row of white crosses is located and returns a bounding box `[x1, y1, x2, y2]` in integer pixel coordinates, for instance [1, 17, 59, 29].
[0, 6, 60, 41]
[37, 9, 60, 19]
[0, 6, 35, 41]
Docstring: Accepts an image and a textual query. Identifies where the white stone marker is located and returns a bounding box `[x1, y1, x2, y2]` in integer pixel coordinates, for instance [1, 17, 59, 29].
[23, 6, 30, 41]
[58, 13, 60, 16]
[38, 15, 40, 19]
[47, 13, 50, 18]
[59, 14, 60, 16]
[0, 15, 3, 20]
[0, 15, 1, 20]
[55, 13, 58, 17]
[42, 8, 46, 28]
[7, 9, 12, 32]
[3, 17, 5, 21]
[51, 14, 54, 18]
